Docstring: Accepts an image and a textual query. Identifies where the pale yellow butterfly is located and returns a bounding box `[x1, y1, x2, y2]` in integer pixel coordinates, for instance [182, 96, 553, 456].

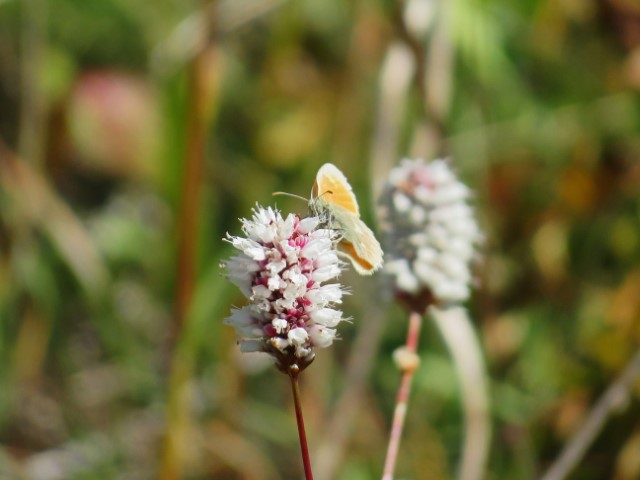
[311, 163, 383, 275]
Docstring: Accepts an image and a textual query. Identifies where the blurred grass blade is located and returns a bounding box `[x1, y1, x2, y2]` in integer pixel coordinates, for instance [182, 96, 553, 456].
[0, 143, 108, 297]
[151, 0, 286, 74]
[19, 0, 47, 169]
[371, 41, 415, 198]
[205, 421, 279, 479]
[540, 349, 640, 480]
[431, 305, 491, 480]
[446, 0, 529, 103]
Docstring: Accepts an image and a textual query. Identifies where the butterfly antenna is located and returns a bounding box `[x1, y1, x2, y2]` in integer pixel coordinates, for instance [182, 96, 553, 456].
[272, 191, 309, 203]
[318, 189, 333, 199]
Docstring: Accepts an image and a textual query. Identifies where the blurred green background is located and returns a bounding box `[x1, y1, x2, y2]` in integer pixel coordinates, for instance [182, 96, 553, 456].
[1, 0, 640, 479]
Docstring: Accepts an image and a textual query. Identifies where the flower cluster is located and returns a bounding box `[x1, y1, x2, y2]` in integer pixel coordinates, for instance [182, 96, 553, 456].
[224, 206, 346, 372]
[379, 158, 481, 305]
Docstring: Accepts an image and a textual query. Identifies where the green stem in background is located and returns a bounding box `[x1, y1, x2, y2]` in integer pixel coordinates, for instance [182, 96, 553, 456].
[161, 2, 222, 479]
[382, 310, 423, 480]
[173, 0, 227, 341]
[174, 33, 211, 338]
[19, 0, 47, 169]
[289, 367, 314, 480]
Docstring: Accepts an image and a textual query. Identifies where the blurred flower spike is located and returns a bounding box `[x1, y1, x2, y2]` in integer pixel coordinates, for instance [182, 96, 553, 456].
[380, 158, 482, 309]
[223, 205, 346, 373]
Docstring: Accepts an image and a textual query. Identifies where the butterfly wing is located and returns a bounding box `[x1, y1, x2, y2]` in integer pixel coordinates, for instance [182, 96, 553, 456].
[312, 163, 360, 215]
[338, 213, 384, 275]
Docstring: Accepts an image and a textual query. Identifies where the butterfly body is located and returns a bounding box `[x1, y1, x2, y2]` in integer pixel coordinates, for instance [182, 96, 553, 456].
[311, 163, 383, 275]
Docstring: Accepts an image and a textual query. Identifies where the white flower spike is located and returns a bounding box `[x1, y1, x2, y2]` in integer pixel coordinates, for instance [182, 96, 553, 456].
[223, 205, 347, 372]
[380, 158, 482, 306]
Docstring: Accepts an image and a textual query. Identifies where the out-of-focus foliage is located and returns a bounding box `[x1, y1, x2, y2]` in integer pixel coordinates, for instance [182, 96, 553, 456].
[1, 0, 639, 479]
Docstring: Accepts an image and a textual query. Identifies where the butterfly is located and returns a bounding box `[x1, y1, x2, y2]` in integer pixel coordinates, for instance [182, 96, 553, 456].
[311, 163, 383, 275]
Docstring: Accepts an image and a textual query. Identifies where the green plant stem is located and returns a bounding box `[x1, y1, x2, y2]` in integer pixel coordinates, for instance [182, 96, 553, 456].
[290, 369, 314, 480]
[19, 0, 47, 169]
[161, 2, 221, 479]
[174, 42, 209, 335]
[382, 310, 423, 480]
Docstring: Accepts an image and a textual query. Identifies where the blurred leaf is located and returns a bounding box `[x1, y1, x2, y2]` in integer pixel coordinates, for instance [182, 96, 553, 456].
[0, 146, 109, 298]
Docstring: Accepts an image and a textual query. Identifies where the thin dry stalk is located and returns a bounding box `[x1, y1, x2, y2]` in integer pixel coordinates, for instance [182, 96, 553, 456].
[540, 349, 640, 480]
[382, 310, 423, 480]
[313, 301, 388, 480]
[370, 41, 415, 198]
[410, 4, 454, 160]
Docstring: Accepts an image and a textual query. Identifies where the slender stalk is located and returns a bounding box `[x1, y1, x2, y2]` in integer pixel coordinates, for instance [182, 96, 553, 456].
[540, 349, 640, 480]
[289, 369, 314, 480]
[313, 300, 388, 480]
[382, 310, 423, 480]
[370, 41, 415, 198]
[160, 2, 222, 479]
[19, 0, 47, 169]
[161, 36, 208, 480]
[173, 0, 224, 341]
[431, 306, 491, 480]
[174, 36, 210, 335]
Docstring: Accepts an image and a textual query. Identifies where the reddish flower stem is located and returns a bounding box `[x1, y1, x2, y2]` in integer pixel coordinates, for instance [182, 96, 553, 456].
[290, 369, 314, 480]
[382, 310, 423, 480]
